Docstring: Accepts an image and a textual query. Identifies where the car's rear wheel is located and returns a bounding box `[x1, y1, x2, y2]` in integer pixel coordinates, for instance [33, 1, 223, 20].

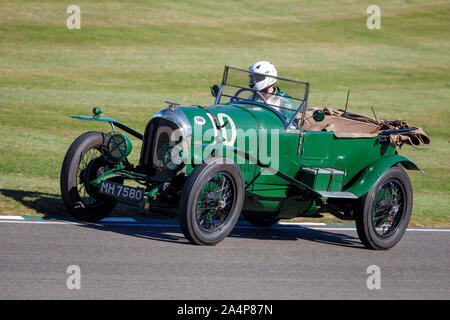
[179, 158, 244, 245]
[60, 131, 123, 222]
[355, 166, 413, 250]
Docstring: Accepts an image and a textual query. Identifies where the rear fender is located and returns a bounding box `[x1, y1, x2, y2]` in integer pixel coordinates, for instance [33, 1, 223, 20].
[345, 155, 423, 197]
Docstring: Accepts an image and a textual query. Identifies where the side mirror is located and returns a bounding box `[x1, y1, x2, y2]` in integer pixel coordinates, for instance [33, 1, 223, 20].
[210, 84, 219, 97]
[312, 109, 325, 122]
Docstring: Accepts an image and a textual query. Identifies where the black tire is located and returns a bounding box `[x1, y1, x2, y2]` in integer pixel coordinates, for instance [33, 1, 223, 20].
[243, 212, 280, 227]
[355, 166, 413, 250]
[60, 131, 122, 222]
[179, 158, 244, 245]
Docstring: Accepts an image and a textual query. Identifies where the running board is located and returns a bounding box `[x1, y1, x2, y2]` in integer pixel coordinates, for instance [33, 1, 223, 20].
[317, 191, 358, 199]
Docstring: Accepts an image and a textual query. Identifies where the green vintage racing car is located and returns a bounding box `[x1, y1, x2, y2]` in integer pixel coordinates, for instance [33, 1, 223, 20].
[60, 65, 428, 249]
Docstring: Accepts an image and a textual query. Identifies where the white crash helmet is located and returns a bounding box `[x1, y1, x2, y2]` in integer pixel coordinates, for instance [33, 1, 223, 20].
[248, 61, 277, 91]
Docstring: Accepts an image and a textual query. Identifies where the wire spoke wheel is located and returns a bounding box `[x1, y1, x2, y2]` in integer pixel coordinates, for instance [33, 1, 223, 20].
[77, 147, 105, 207]
[372, 179, 406, 238]
[61, 131, 122, 222]
[179, 158, 244, 245]
[196, 172, 236, 233]
[355, 166, 413, 250]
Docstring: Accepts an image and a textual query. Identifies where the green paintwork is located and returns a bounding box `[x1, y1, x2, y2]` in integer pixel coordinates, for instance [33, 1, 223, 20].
[172, 103, 421, 217]
[312, 109, 325, 122]
[105, 133, 133, 162]
[345, 155, 421, 197]
[146, 184, 163, 199]
[72, 98, 422, 219]
[71, 115, 143, 140]
[90, 164, 126, 186]
[301, 168, 345, 192]
[92, 107, 103, 116]
[122, 134, 133, 158]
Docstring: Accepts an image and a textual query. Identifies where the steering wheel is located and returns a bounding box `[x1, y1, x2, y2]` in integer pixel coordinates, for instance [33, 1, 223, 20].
[231, 88, 267, 104]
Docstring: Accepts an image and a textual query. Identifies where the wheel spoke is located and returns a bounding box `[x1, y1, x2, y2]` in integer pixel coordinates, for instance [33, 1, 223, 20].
[371, 178, 406, 238]
[196, 172, 236, 233]
[75, 147, 106, 208]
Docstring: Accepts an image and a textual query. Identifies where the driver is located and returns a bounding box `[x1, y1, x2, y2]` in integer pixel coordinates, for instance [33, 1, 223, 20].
[248, 61, 297, 115]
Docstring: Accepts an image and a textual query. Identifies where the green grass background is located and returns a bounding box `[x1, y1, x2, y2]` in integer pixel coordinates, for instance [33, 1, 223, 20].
[0, 0, 449, 226]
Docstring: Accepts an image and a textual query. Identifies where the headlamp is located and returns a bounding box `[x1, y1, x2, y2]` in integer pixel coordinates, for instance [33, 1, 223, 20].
[105, 133, 132, 163]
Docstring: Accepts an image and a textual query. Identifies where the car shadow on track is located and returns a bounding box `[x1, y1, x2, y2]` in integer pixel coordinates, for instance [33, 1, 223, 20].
[78, 223, 364, 249]
[0, 188, 67, 216]
[81, 224, 193, 245]
[229, 225, 364, 249]
[0, 188, 159, 219]
[0, 188, 363, 249]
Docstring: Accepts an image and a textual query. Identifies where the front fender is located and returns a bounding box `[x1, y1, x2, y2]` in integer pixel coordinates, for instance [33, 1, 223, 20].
[71, 115, 143, 140]
[345, 155, 423, 197]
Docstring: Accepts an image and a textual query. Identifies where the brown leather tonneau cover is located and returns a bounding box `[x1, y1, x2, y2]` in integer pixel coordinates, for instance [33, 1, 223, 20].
[302, 107, 430, 146]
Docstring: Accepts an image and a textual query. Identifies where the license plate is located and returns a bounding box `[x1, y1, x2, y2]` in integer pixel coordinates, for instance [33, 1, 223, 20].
[99, 181, 144, 203]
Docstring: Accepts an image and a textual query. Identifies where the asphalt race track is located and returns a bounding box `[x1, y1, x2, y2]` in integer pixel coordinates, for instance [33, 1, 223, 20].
[0, 217, 449, 300]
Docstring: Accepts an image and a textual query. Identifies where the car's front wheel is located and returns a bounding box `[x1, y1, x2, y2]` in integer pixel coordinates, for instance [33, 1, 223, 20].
[179, 158, 244, 245]
[355, 166, 413, 250]
[60, 131, 123, 222]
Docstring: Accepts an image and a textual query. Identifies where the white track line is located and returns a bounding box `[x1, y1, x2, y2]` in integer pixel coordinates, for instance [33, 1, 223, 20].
[278, 222, 326, 226]
[0, 218, 449, 232]
[100, 217, 137, 222]
[0, 216, 24, 220]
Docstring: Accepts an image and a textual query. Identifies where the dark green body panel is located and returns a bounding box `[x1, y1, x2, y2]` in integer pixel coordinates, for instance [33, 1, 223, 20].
[180, 105, 260, 184]
[176, 104, 409, 218]
[72, 103, 421, 219]
[345, 155, 420, 197]
[299, 131, 396, 185]
[301, 167, 344, 192]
